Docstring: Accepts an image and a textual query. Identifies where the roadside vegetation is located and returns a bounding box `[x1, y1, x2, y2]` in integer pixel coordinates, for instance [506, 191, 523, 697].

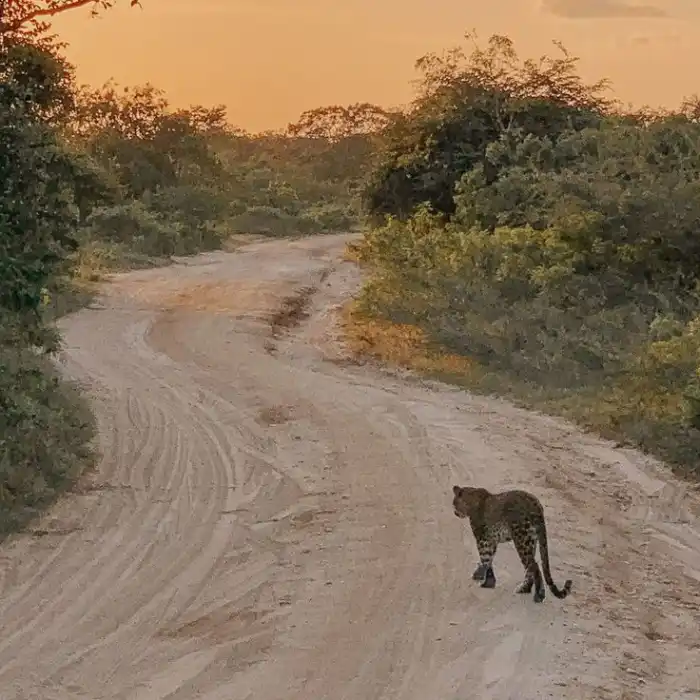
[349, 32, 700, 477]
[5, 0, 700, 536]
[0, 0, 387, 534]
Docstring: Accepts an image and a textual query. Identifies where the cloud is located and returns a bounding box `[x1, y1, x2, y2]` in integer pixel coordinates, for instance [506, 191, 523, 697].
[540, 0, 668, 19]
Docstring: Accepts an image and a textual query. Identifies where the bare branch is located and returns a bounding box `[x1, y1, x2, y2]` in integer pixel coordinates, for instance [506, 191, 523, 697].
[2, 0, 139, 35]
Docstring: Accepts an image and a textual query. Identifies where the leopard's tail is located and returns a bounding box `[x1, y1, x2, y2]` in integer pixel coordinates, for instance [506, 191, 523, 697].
[537, 518, 572, 599]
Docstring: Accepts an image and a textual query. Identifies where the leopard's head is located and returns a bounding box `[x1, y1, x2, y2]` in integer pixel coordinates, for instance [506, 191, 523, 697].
[452, 485, 485, 519]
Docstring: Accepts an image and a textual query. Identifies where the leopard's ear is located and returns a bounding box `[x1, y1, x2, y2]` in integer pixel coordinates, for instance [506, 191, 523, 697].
[452, 485, 462, 496]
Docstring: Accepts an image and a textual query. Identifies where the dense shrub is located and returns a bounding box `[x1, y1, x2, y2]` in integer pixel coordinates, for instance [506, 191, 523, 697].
[0, 37, 99, 535]
[355, 33, 700, 475]
[0, 340, 96, 533]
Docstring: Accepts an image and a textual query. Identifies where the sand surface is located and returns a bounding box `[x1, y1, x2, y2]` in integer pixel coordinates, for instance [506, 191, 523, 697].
[0, 233, 698, 699]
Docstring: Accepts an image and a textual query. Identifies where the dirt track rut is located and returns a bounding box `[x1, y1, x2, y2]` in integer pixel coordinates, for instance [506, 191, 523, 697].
[0, 233, 699, 699]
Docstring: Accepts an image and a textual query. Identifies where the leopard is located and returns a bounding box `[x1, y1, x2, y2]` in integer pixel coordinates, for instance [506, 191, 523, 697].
[452, 484, 572, 603]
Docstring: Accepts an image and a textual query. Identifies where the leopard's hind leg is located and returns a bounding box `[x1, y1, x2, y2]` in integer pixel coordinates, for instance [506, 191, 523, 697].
[513, 527, 545, 602]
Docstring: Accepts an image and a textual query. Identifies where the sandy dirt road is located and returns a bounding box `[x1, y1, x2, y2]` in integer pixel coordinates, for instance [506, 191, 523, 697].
[0, 233, 699, 699]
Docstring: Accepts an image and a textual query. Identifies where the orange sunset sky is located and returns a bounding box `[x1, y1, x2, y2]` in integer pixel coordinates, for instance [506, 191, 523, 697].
[52, 0, 698, 132]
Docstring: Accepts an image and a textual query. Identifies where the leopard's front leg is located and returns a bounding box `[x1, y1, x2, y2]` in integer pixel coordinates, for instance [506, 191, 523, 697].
[474, 537, 498, 588]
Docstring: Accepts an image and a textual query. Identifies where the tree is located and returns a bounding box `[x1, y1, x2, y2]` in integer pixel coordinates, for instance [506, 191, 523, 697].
[73, 82, 227, 196]
[0, 34, 75, 122]
[287, 103, 392, 142]
[414, 32, 612, 117]
[0, 0, 140, 42]
[0, 39, 104, 348]
[286, 103, 394, 185]
[361, 32, 612, 221]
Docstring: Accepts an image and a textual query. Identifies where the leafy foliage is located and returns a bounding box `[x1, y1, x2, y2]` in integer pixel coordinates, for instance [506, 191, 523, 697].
[0, 344, 95, 533]
[0, 40, 87, 349]
[361, 33, 611, 222]
[356, 32, 700, 476]
[66, 82, 378, 252]
[0, 0, 385, 532]
[0, 36, 100, 533]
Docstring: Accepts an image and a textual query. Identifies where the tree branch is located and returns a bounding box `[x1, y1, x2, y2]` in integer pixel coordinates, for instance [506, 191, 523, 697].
[3, 0, 139, 34]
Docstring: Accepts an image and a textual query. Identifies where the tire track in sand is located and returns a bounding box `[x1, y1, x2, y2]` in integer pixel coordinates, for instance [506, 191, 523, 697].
[0, 233, 699, 700]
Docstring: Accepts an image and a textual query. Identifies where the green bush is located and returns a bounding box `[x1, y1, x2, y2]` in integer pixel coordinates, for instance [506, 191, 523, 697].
[301, 202, 356, 231]
[83, 201, 181, 257]
[0, 39, 100, 535]
[355, 33, 700, 476]
[0, 341, 96, 534]
[229, 205, 314, 237]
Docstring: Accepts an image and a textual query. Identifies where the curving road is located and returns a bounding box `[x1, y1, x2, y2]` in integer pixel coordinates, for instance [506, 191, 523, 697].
[0, 233, 698, 699]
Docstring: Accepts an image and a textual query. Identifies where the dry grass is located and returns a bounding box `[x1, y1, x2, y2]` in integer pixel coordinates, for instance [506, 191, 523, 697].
[341, 297, 700, 479]
[269, 286, 317, 338]
[340, 301, 476, 377]
[342, 240, 364, 264]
